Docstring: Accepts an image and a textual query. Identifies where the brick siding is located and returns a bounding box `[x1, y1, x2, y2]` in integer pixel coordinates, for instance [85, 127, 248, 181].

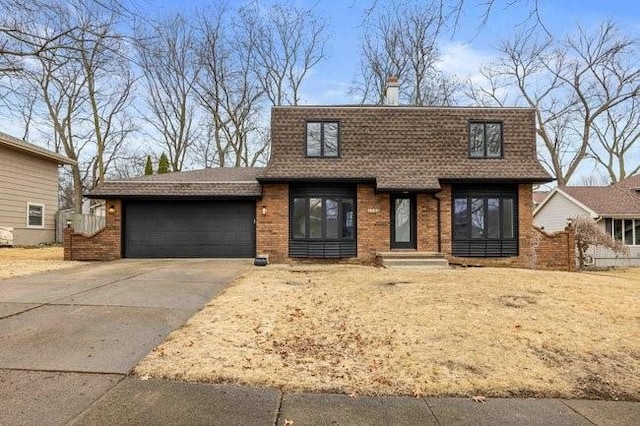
[256, 182, 576, 271]
[256, 184, 289, 262]
[64, 199, 121, 261]
[67, 185, 576, 271]
[531, 226, 577, 272]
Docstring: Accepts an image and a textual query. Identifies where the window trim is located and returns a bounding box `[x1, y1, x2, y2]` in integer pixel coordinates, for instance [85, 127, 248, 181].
[290, 195, 356, 242]
[26, 202, 45, 229]
[451, 186, 518, 257]
[468, 121, 504, 159]
[305, 120, 341, 158]
[605, 218, 640, 246]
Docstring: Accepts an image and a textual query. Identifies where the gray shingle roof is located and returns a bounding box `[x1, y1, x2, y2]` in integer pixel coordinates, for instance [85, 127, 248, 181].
[261, 106, 552, 190]
[88, 167, 264, 198]
[560, 175, 640, 215]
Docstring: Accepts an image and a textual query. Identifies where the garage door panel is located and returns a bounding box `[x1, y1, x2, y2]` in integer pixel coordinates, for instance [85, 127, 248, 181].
[124, 200, 255, 258]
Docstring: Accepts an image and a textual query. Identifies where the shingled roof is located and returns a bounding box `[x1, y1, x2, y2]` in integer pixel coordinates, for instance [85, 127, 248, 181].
[261, 106, 552, 190]
[88, 167, 264, 198]
[558, 175, 640, 216]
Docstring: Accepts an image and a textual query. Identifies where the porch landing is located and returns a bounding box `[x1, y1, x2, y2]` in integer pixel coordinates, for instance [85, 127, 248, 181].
[376, 251, 450, 269]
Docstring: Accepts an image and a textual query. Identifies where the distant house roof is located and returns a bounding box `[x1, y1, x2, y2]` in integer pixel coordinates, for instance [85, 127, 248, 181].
[261, 106, 553, 191]
[535, 174, 640, 217]
[87, 167, 264, 198]
[0, 132, 75, 165]
[533, 191, 550, 205]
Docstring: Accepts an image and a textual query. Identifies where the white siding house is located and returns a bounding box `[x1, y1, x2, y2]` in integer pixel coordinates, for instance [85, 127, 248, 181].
[533, 181, 640, 267]
[533, 190, 596, 232]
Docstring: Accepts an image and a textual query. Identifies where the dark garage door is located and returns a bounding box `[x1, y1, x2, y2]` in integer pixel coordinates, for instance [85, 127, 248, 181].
[123, 200, 255, 258]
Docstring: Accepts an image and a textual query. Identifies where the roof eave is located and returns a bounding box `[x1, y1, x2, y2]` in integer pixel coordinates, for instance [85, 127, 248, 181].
[0, 138, 76, 165]
[85, 193, 262, 199]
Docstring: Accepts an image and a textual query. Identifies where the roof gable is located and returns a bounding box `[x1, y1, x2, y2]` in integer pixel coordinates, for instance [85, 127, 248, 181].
[533, 187, 599, 218]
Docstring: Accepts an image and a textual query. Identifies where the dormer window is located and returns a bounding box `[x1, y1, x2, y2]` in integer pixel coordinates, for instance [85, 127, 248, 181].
[469, 121, 503, 158]
[306, 121, 339, 157]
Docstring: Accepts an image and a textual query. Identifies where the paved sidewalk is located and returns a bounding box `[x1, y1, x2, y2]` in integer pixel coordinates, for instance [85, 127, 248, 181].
[66, 377, 639, 426]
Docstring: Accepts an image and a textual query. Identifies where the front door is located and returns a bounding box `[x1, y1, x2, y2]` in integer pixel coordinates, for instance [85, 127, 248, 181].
[390, 194, 416, 249]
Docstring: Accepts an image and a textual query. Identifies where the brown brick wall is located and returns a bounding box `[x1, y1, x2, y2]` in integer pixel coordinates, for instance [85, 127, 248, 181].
[417, 193, 439, 252]
[356, 184, 390, 261]
[64, 199, 121, 261]
[65, 185, 575, 271]
[256, 184, 289, 262]
[531, 226, 576, 272]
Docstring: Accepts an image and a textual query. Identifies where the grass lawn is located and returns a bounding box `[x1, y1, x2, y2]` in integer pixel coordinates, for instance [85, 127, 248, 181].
[135, 265, 640, 401]
[0, 246, 82, 279]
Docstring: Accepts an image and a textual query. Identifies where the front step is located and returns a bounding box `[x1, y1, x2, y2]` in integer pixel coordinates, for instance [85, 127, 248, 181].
[376, 251, 450, 269]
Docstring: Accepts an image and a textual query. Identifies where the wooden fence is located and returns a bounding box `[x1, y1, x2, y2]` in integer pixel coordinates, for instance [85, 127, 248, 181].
[55, 211, 106, 242]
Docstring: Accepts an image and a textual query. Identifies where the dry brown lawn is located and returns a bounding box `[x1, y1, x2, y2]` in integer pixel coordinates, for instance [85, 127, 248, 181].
[136, 266, 640, 400]
[0, 246, 82, 279]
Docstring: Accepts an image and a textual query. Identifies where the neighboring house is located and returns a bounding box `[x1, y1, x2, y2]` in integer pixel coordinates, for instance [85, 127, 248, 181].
[533, 175, 640, 266]
[71, 80, 575, 270]
[0, 132, 74, 245]
[533, 190, 549, 209]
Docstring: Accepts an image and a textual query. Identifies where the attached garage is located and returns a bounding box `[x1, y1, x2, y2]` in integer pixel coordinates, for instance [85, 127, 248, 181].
[123, 200, 255, 258]
[82, 167, 264, 260]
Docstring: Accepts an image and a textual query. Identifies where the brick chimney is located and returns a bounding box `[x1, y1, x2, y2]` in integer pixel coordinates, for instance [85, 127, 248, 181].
[385, 75, 399, 106]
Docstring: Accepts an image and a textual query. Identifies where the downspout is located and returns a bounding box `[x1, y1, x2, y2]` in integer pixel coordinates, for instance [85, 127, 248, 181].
[431, 192, 442, 253]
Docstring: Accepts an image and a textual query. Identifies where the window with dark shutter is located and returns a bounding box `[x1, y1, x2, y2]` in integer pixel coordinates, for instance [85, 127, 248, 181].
[289, 185, 356, 258]
[452, 186, 518, 257]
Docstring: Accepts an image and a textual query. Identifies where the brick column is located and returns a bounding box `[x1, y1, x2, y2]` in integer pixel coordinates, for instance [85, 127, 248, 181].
[63, 226, 73, 261]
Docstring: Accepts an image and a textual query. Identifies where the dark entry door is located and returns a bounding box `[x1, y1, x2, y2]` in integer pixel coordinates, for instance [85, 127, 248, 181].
[123, 200, 255, 258]
[390, 194, 416, 249]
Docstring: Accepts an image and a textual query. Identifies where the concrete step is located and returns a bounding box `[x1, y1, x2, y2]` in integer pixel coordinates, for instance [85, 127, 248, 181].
[381, 257, 450, 269]
[376, 251, 444, 259]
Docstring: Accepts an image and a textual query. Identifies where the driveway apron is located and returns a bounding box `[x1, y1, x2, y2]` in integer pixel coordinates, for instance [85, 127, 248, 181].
[0, 259, 250, 426]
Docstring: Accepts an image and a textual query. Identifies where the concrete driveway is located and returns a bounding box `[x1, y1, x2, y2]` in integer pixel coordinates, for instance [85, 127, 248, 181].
[0, 259, 251, 425]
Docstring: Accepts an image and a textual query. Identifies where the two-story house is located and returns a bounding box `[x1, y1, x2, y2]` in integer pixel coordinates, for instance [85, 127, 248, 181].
[72, 80, 570, 269]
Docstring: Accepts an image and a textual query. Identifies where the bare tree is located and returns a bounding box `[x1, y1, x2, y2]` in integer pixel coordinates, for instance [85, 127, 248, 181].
[466, 21, 639, 185]
[351, 1, 459, 105]
[193, 10, 265, 168]
[360, 0, 549, 36]
[136, 14, 200, 172]
[33, 46, 90, 212]
[12, 0, 133, 212]
[588, 96, 640, 183]
[577, 174, 609, 187]
[239, 2, 327, 106]
[572, 215, 628, 269]
[76, 6, 135, 186]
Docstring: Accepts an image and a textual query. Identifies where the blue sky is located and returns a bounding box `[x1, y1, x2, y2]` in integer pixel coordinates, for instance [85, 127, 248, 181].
[137, 0, 640, 104]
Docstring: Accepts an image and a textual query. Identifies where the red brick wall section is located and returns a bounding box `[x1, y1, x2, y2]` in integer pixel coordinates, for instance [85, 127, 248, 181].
[416, 193, 439, 252]
[531, 226, 576, 272]
[256, 184, 289, 262]
[356, 184, 390, 262]
[64, 199, 122, 261]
